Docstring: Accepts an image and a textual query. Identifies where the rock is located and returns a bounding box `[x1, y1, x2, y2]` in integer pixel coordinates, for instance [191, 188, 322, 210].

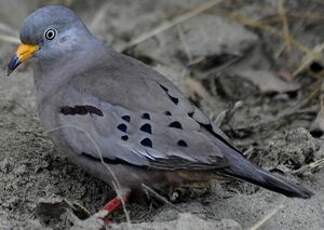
[261, 128, 319, 170]
[0, 158, 12, 174]
[133, 14, 258, 67]
[179, 15, 258, 59]
[314, 143, 324, 161]
[175, 214, 241, 230]
[70, 214, 105, 230]
[36, 196, 67, 218]
[310, 81, 324, 138]
[0, 213, 49, 230]
[0, 214, 13, 230]
[108, 213, 241, 230]
[230, 70, 300, 94]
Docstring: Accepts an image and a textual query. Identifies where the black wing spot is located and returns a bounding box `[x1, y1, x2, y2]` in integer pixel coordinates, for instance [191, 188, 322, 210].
[169, 121, 183, 129]
[121, 135, 129, 141]
[117, 124, 127, 133]
[168, 95, 179, 105]
[85, 106, 103, 116]
[61, 106, 75, 115]
[159, 84, 169, 92]
[122, 115, 131, 122]
[60, 105, 103, 116]
[164, 111, 172, 116]
[83, 105, 103, 117]
[177, 140, 188, 147]
[159, 84, 179, 105]
[188, 112, 194, 117]
[140, 138, 153, 148]
[75, 106, 87, 115]
[140, 123, 152, 134]
[142, 113, 151, 120]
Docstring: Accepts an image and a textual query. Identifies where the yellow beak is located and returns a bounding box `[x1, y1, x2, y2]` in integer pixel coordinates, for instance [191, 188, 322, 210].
[7, 43, 39, 76]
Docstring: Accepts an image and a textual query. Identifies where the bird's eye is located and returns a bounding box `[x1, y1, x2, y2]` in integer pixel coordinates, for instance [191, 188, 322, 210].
[44, 28, 57, 40]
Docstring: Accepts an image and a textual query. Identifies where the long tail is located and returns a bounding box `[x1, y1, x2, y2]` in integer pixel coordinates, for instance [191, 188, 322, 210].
[217, 140, 314, 199]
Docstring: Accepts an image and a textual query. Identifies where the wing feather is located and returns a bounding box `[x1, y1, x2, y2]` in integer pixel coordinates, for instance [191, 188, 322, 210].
[55, 51, 229, 170]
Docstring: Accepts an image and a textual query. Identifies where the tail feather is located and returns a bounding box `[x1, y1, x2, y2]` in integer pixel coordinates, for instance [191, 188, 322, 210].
[217, 141, 314, 199]
[223, 163, 313, 199]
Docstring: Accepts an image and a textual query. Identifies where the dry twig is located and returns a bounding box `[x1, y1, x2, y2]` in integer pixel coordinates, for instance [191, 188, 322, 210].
[0, 34, 20, 44]
[293, 158, 324, 175]
[177, 24, 193, 63]
[119, 0, 223, 52]
[228, 12, 310, 55]
[278, 0, 292, 52]
[249, 203, 285, 230]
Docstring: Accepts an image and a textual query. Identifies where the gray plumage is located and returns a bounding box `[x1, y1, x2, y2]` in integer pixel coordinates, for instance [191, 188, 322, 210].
[11, 5, 313, 199]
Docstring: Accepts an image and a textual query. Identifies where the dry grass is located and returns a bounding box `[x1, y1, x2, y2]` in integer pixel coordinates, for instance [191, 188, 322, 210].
[249, 202, 285, 230]
[226, 2, 324, 79]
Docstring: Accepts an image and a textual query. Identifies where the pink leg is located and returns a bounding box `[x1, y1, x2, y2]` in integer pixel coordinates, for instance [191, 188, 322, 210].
[95, 189, 130, 224]
[102, 194, 129, 213]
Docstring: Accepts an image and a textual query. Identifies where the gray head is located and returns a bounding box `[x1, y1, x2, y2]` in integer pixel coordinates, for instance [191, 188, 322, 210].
[20, 5, 84, 44]
[8, 5, 99, 74]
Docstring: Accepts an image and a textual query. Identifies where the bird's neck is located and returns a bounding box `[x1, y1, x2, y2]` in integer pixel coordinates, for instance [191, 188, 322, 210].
[32, 38, 107, 104]
[35, 38, 105, 79]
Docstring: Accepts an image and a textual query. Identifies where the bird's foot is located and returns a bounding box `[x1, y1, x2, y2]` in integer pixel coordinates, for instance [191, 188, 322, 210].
[169, 183, 211, 202]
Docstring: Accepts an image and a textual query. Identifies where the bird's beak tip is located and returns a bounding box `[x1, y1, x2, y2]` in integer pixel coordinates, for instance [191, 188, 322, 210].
[6, 43, 39, 76]
[7, 68, 14, 77]
[7, 55, 21, 76]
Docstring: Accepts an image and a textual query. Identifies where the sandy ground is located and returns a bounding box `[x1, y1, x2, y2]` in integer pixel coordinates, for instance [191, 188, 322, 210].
[0, 0, 324, 229]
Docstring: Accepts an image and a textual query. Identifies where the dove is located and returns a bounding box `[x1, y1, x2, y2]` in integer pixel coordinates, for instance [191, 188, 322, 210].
[7, 5, 313, 220]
